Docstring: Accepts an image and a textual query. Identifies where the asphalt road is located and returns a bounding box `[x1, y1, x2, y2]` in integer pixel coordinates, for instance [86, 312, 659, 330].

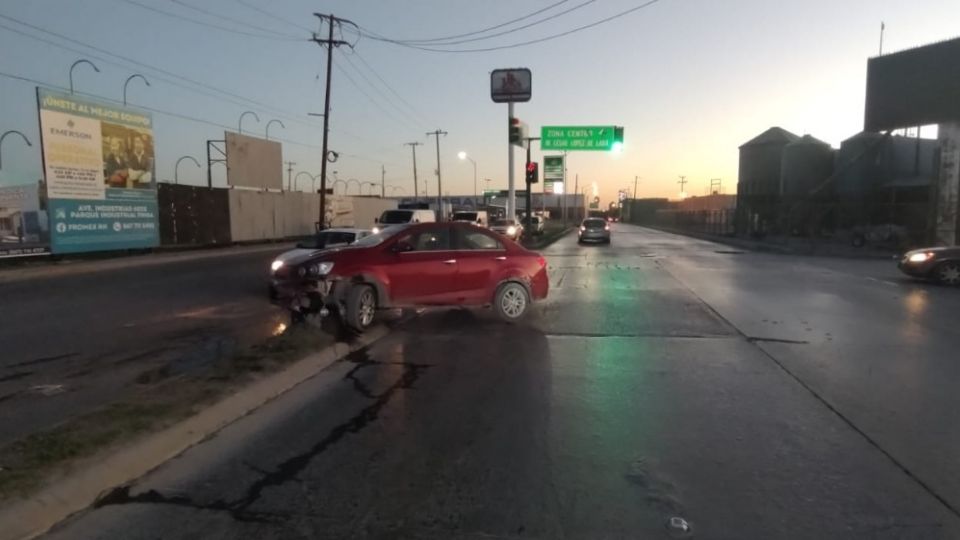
[0, 246, 289, 444]
[43, 225, 960, 539]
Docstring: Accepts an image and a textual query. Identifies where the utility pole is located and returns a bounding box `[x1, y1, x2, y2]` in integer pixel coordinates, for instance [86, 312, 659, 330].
[284, 161, 296, 191]
[426, 129, 447, 219]
[381, 165, 386, 198]
[311, 13, 355, 229]
[573, 174, 579, 222]
[678, 175, 688, 198]
[634, 176, 640, 200]
[404, 142, 422, 204]
[879, 21, 885, 56]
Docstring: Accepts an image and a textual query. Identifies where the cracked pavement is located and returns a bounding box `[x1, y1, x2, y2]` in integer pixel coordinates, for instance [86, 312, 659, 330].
[41, 225, 960, 539]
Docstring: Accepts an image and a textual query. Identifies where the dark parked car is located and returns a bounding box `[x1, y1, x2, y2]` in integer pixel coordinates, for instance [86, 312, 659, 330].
[578, 218, 611, 244]
[271, 222, 550, 331]
[897, 247, 960, 285]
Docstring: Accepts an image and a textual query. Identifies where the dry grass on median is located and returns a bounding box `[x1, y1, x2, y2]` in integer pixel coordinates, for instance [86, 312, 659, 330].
[0, 324, 336, 500]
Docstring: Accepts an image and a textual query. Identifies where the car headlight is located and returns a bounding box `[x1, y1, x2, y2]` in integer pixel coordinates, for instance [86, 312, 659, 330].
[506, 226, 517, 236]
[307, 261, 335, 275]
[270, 260, 283, 272]
[908, 252, 934, 263]
[372, 226, 380, 234]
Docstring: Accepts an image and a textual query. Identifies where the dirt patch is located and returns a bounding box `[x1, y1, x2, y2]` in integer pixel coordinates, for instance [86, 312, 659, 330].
[0, 324, 336, 500]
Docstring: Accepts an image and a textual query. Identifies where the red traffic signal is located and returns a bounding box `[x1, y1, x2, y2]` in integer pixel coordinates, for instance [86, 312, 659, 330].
[525, 162, 539, 184]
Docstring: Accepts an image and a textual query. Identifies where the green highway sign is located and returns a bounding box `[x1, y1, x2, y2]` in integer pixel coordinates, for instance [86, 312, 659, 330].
[541, 125, 623, 151]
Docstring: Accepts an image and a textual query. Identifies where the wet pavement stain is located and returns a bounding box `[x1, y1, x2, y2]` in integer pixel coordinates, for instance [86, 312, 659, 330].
[95, 352, 433, 523]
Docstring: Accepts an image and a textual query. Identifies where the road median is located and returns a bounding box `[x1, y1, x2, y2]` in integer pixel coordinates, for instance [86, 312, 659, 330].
[522, 223, 574, 250]
[0, 321, 390, 540]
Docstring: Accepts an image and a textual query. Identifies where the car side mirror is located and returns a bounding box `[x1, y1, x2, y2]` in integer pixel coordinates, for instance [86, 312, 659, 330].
[477, 218, 482, 224]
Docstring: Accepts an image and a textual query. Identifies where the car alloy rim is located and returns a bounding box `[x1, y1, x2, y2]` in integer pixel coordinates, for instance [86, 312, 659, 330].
[501, 286, 526, 318]
[359, 289, 375, 326]
[940, 264, 960, 285]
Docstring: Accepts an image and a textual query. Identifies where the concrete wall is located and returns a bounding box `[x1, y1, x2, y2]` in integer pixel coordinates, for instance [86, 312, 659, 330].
[228, 191, 396, 241]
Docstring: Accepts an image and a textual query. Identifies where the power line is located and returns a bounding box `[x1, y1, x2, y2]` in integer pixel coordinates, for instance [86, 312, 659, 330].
[331, 59, 409, 128]
[0, 14, 321, 131]
[232, 0, 315, 33]
[367, 0, 598, 47]
[352, 51, 427, 122]
[339, 53, 424, 127]
[168, 0, 304, 39]
[118, 0, 304, 41]
[0, 70, 394, 165]
[355, 0, 664, 53]
[366, 0, 572, 44]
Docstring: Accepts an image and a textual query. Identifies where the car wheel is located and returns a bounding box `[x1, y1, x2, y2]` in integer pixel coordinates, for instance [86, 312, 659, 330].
[935, 262, 960, 286]
[345, 284, 377, 331]
[494, 282, 529, 322]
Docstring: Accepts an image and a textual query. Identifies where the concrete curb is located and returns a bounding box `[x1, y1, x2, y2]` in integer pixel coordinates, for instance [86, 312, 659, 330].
[0, 325, 389, 540]
[0, 242, 293, 285]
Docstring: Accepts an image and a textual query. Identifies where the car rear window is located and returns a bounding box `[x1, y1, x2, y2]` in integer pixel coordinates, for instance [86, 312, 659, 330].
[584, 219, 606, 229]
[380, 210, 413, 224]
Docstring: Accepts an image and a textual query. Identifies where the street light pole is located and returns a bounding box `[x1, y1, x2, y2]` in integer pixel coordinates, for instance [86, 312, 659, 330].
[294, 171, 315, 192]
[0, 130, 33, 171]
[174, 155, 200, 185]
[265, 119, 285, 140]
[426, 129, 448, 219]
[122, 74, 150, 106]
[239, 111, 260, 134]
[458, 152, 478, 201]
[69, 59, 99, 94]
[404, 142, 422, 204]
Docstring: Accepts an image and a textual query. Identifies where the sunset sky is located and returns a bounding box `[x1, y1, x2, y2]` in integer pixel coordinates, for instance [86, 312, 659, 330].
[1, 0, 957, 206]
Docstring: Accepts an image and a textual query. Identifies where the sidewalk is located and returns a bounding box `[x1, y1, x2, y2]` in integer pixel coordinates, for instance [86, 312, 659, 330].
[0, 242, 294, 284]
[641, 225, 899, 260]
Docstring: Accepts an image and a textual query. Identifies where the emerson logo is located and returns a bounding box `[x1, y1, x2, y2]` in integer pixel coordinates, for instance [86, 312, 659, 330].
[50, 118, 92, 140]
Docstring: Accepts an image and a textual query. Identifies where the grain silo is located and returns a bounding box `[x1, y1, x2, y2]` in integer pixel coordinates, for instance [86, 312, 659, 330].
[780, 135, 835, 199]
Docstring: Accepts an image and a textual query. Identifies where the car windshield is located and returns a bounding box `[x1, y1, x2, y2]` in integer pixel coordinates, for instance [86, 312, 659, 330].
[351, 224, 409, 247]
[379, 210, 414, 224]
[452, 212, 477, 221]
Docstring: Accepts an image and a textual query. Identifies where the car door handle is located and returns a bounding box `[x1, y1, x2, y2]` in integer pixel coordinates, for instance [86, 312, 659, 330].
[442, 259, 457, 265]
[494, 256, 507, 261]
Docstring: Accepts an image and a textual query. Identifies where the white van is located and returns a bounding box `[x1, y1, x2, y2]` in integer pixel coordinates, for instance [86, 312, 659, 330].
[451, 210, 489, 227]
[373, 208, 436, 233]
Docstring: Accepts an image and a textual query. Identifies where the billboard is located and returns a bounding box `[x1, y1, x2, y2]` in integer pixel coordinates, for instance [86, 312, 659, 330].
[37, 87, 159, 253]
[225, 131, 282, 190]
[865, 37, 960, 131]
[543, 155, 564, 194]
[0, 184, 49, 258]
[490, 68, 532, 103]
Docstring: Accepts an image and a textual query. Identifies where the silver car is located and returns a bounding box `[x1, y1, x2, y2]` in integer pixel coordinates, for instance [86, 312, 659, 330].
[578, 218, 610, 244]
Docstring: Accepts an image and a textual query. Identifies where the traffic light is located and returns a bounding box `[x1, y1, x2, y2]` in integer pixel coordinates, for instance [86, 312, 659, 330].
[525, 162, 539, 184]
[611, 126, 624, 153]
[509, 117, 528, 148]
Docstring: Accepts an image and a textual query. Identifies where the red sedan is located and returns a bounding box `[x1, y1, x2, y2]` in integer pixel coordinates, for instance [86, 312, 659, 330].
[271, 222, 549, 331]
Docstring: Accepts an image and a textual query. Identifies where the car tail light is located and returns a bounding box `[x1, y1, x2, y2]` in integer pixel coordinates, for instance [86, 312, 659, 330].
[604, 225, 610, 231]
[537, 256, 546, 267]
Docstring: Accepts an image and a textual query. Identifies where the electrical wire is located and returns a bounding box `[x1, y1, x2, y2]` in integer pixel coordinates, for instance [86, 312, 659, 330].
[372, 0, 572, 44]
[330, 59, 409, 129]
[367, 0, 597, 47]
[0, 70, 395, 165]
[339, 53, 424, 128]
[168, 0, 305, 39]
[119, 0, 304, 41]
[0, 13, 319, 131]
[355, 0, 664, 53]
[232, 0, 315, 33]
[352, 51, 427, 122]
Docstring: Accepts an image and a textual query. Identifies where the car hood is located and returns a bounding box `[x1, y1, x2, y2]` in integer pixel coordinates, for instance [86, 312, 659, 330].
[283, 245, 364, 267]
